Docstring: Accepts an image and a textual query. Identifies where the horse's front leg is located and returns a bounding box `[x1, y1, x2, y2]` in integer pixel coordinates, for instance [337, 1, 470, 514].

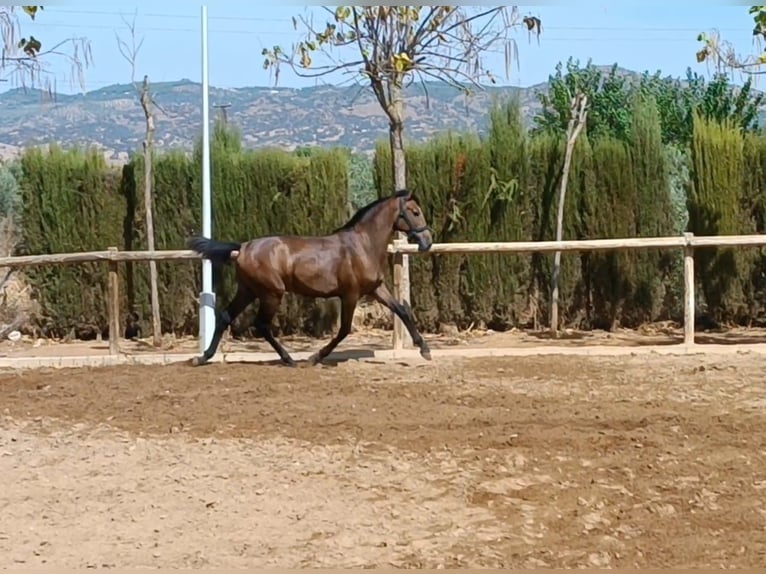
[370, 283, 431, 360]
[308, 294, 359, 365]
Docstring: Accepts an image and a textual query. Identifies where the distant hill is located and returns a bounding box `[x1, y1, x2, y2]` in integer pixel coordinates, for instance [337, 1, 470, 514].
[0, 78, 535, 162]
[0, 65, 758, 163]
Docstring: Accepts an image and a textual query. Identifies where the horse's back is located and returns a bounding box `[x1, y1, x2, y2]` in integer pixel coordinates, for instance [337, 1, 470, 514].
[237, 234, 347, 297]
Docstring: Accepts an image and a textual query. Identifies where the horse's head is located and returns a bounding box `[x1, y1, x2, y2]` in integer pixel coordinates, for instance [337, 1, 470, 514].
[393, 189, 433, 252]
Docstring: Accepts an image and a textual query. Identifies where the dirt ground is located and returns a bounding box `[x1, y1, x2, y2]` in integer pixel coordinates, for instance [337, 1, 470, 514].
[1, 351, 766, 568]
[2, 321, 766, 359]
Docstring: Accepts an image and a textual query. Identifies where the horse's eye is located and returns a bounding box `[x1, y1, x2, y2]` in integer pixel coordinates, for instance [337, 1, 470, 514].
[412, 209, 420, 217]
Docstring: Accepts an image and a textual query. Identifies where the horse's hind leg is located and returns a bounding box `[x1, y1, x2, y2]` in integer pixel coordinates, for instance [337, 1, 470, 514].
[254, 292, 296, 367]
[192, 285, 252, 366]
[308, 294, 358, 366]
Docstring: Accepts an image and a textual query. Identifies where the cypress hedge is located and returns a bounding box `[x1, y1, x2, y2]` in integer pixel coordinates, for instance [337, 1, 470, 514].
[372, 96, 758, 331]
[687, 112, 756, 323]
[14, 101, 766, 339]
[18, 127, 349, 338]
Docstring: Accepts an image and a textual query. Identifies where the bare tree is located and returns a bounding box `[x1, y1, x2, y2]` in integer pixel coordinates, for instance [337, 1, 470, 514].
[263, 6, 541, 344]
[116, 13, 162, 347]
[697, 6, 766, 81]
[550, 92, 588, 335]
[1, 6, 92, 94]
[264, 6, 541, 192]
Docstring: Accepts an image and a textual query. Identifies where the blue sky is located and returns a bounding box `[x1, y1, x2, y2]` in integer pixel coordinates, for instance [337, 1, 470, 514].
[0, 2, 761, 95]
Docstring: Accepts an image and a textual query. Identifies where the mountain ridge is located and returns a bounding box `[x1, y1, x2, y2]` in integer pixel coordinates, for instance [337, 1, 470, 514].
[0, 65, 750, 162]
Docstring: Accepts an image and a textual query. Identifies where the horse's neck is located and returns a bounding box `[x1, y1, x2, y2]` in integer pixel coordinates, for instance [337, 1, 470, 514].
[356, 200, 397, 257]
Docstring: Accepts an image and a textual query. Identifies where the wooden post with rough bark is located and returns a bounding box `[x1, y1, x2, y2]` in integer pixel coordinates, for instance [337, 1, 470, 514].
[392, 236, 411, 350]
[684, 232, 695, 346]
[140, 75, 162, 347]
[551, 92, 588, 336]
[108, 247, 120, 355]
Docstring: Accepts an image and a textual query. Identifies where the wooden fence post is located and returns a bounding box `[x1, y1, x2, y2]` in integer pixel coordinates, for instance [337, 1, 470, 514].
[683, 232, 695, 347]
[392, 236, 412, 350]
[108, 247, 120, 355]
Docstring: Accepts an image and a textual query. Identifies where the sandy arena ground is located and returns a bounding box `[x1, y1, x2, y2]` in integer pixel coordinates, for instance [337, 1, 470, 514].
[1, 344, 765, 568]
[2, 321, 766, 360]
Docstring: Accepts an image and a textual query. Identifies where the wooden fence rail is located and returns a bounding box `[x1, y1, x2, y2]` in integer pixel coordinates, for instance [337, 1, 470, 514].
[1, 231, 766, 356]
[388, 232, 766, 350]
[0, 249, 200, 268]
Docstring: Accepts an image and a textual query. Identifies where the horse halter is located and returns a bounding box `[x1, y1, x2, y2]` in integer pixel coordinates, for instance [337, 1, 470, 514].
[396, 196, 431, 241]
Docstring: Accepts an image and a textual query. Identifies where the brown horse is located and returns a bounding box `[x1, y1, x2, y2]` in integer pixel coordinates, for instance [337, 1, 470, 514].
[186, 188, 433, 367]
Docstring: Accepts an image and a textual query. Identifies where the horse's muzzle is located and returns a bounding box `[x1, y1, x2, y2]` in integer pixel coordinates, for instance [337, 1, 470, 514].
[411, 228, 433, 252]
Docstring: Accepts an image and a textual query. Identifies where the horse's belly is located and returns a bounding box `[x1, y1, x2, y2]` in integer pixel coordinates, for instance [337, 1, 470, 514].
[288, 256, 341, 297]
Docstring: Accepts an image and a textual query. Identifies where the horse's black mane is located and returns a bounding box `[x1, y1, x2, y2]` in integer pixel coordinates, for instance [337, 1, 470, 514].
[334, 188, 415, 232]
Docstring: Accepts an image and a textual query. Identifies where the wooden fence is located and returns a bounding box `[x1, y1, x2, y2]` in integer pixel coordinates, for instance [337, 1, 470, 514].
[1, 231, 766, 355]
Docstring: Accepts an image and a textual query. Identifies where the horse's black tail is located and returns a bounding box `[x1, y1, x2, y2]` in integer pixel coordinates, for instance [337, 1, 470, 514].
[186, 235, 241, 265]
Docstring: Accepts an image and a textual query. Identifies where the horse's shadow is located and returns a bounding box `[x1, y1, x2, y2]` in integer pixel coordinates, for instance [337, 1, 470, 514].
[198, 348, 378, 368]
[262, 349, 377, 368]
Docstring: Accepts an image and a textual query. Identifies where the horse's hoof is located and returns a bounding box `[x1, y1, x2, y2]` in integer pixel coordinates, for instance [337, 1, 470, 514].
[307, 353, 322, 366]
[281, 356, 298, 368]
[420, 348, 432, 361]
[191, 356, 207, 367]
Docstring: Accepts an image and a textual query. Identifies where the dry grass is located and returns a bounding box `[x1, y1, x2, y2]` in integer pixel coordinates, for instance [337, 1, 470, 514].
[352, 299, 393, 331]
[0, 216, 36, 334]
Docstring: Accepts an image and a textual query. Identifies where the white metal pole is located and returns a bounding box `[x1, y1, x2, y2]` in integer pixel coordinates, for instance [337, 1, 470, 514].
[199, 4, 215, 353]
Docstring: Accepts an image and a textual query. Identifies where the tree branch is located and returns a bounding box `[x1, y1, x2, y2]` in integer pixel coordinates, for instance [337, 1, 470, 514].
[0, 6, 92, 93]
[262, 5, 542, 149]
[114, 10, 143, 91]
[416, 65, 483, 92]
[281, 57, 365, 80]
